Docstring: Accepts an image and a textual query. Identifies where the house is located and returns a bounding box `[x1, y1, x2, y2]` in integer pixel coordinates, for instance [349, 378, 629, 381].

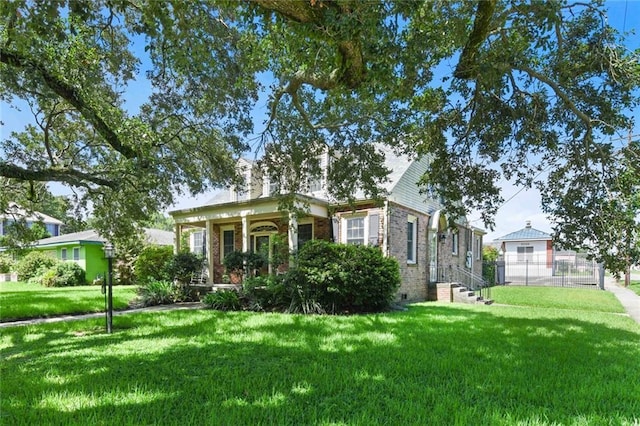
[0, 203, 64, 237]
[170, 145, 485, 302]
[31, 228, 174, 282]
[493, 221, 553, 266]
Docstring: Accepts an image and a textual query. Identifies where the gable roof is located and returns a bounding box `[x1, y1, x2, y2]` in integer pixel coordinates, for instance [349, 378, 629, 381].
[181, 144, 438, 212]
[493, 221, 552, 241]
[1, 203, 64, 225]
[34, 228, 174, 247]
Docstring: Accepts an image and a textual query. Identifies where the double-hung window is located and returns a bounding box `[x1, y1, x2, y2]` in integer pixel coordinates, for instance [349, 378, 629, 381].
[73, 248, 80, 261]
[297, 223, 313, 248]
[517, 246, 534, 262]
[452, 232, 459, 255]
[345, 217, 365, 245]
[61, 248, 67, 261]
[221, 228, 235, 261]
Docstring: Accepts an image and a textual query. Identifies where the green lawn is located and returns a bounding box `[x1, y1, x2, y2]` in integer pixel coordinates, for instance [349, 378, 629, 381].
[0, 282, 138, 322]
[490, 285, 626, 313]
[628, 280, 640, 297]
[1, 287, 638, 425]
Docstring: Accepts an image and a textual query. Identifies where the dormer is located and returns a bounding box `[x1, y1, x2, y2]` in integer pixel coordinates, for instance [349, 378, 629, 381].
[230, 158, 263, 202]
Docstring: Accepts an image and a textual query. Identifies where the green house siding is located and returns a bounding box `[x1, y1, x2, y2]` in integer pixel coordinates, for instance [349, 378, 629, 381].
[32, 241, 107, 283]
[84, 244, 108, 282]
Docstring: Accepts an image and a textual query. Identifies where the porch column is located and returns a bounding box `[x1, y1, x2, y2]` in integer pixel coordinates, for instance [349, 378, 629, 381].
[206, 219, 215, 284]
[174, 224, 182, 254]
[241, 215, 250, 252]
[288, 213, 298, 266]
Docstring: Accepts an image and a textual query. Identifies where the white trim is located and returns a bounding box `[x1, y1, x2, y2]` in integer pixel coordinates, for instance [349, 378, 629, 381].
[341, 213, 368, 245]
[407, 214, 418, 264]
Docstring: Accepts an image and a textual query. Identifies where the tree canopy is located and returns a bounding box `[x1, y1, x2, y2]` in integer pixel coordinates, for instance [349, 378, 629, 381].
[1, 0, 639, 273]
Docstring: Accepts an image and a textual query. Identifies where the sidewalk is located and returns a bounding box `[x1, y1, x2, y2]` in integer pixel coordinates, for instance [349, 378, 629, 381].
[0, 302, 205, 329]
[604, 277, 640, 324]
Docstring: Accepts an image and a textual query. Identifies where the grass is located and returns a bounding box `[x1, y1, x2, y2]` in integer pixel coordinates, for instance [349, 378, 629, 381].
[490, 285, 626, 313]
[628, 280, 640, 297]
[0, 282, 138, 322]
[1, 287, 639, 425]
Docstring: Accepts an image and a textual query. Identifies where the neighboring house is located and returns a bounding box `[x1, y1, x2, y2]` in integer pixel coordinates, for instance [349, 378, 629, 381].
[1, 203, 64, 237]
[493, 221, 553, 266]
[31, 229, 174, 282]
[170, 145, 485, 302]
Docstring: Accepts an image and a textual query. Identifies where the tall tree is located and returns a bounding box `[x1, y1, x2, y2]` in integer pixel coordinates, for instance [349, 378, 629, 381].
[1, 1, 638, 274]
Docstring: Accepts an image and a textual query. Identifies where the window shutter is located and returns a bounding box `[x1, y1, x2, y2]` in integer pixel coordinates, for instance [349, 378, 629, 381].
[331, 218, 339, 242]
[369, 214, 379, 246]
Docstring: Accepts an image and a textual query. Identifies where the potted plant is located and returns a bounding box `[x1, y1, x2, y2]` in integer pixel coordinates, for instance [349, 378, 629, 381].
[223, 250, 245, 284]
[245, 251, 267, 277]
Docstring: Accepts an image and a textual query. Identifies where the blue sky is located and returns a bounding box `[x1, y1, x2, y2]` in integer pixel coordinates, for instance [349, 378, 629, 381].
[1, 1, 638, 241]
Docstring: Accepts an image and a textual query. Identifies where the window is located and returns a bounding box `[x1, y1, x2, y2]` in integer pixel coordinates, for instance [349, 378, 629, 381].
[61, 248, 67, 261]
[73, 248, 80, 261]
[222, 228, 235, 261]
[345, 217, 365, 245]
[452, 232, 459, 255]
[517, 246, 534, 262]
[298, 223, 313, 248]
[475, 236, 481, 260]
[269, 177, 278, 196]
[45, 223, 59, 236]
[407, 215, 417, 264]
[193, 231, 204, 255]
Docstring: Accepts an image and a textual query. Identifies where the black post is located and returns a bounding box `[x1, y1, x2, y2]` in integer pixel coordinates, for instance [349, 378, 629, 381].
[107, 257, 113, 333]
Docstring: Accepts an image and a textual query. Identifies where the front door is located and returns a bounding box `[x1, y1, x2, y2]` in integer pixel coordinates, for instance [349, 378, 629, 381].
[253, 234, 271, 275]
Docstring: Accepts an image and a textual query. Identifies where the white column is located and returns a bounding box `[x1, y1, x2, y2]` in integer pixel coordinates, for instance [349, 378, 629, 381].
[206, 220, 214, 284]
[288, 213, 298, 266]
[241, 215, 250, 252]
[174, 224, 182, 254]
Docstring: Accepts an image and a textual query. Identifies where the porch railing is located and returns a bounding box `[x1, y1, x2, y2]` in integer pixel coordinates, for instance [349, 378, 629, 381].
[435, 265, 491, 301]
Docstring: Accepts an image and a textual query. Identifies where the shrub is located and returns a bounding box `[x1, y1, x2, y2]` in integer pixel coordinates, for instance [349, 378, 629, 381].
[167, 252, 204, 284]
[40, 262, 86, 287]
[242, 240, 401, 314]
[223, 250, 266, 277]
[15, 251, 59, 282]
[0, 254, 15, 274]
[135, 245, 173, 283]
[243, 274, 289, 311]
[137, 280, 175, 306]
[202, 289, 241, 311]
[294, 240, 400, 313]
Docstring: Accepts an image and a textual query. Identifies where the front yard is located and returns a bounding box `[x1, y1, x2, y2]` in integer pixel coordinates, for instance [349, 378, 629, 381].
[0, 282, 137, 322]
[1, 286, 638, 425]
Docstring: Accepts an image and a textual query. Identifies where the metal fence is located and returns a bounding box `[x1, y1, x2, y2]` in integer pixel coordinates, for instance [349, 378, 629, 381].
[484, 258, 603, 289]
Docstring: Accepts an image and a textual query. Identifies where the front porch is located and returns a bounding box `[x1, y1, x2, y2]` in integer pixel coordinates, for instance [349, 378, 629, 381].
[172, 195, 331, 284]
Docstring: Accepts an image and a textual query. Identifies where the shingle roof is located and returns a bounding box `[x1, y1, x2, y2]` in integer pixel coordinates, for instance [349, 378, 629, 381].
[494, 222, 551, 241]
[35, 228, 173, 246]
[1, 203, 65, 225]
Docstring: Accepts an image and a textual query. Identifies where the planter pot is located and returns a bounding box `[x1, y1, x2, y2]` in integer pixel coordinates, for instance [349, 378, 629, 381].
[229, 271, 243, 284]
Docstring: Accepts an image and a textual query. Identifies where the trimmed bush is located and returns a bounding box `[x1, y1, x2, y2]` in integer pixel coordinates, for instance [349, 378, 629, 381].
[294, 240, 400, 313]
[167, 252, 204, 284]
[134, 245, 173, 283]
[0, 254, 15, 274]
[15, 251, 59, 282]
[40, 262, 86, 287]
[242, 240, 401, 314]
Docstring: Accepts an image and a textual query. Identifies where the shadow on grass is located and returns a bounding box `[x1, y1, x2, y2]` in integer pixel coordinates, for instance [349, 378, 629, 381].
[0, 288, 135, 322]
[1, 305, 639, 425]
